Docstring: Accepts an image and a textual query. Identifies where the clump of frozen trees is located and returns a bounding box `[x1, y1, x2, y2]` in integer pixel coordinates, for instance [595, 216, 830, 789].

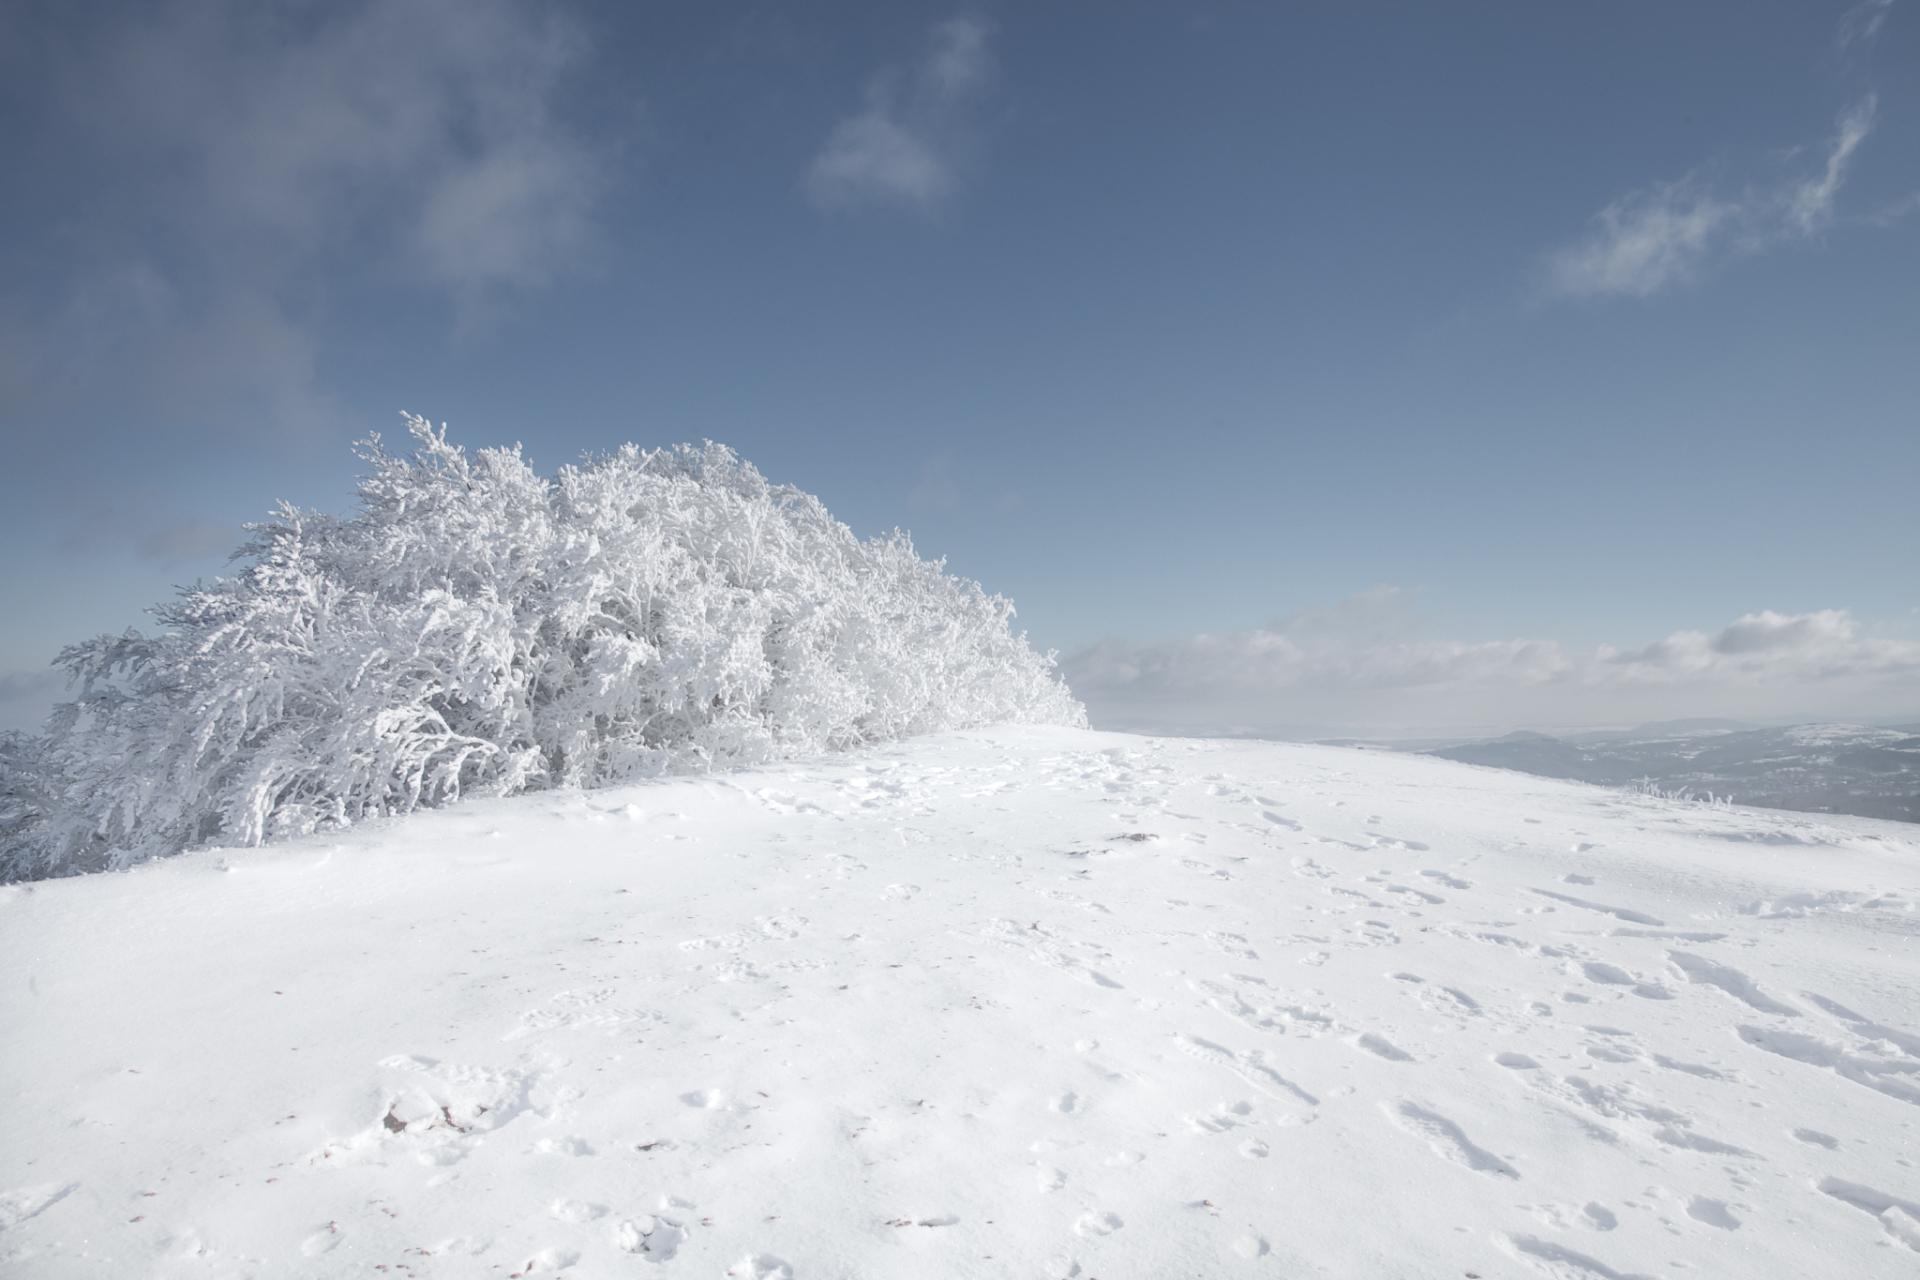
[0, 418, 1083, 881]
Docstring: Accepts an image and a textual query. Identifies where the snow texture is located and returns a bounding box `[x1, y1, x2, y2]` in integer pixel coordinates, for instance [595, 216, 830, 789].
[0, 419, 1082, 880]
[3, 726, 1916, 1277]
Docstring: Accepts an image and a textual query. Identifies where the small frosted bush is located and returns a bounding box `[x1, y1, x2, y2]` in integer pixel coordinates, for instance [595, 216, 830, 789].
[0, 418, 1083, 880]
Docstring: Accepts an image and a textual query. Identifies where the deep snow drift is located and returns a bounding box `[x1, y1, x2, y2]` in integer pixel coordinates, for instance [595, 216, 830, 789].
[4, 727, 1918, 1278]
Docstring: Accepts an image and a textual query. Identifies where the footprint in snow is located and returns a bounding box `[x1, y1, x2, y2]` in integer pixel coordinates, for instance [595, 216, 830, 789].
[617, 1213, 688, 1260]
[1522, 1202, 1618, 1232]
[1685, 1196, 1742, 1230]
[1740, 890, 1874, 918]
[1494, 1233, 1655, 1279]
[1801, 991, 1920, 1055]
[1667, 952, 1800, 1016]
[1205, 931, 1259, 960]
[1352, 1032, 1415, 1061]
[726, 1253, 793, 1279]
[299, 1227, 342, 1256]
[1347, 920, 1400, 946]
[506, 992, 661, 1041]
[326, 1055, 540, 1166]
[0, 1182, 77, 1231]
[1172, 1033, 1318, 1105]
[1737, 1024, 1919, 1105]
[1029, 944, 1124, 990]
[1185, 1100, 1258, 1134]
[533, 1135, 594, 1156]
[755, 915, 807, 939]
[1530, 888, 1664, 926]
[1818, 1178, 1920, 1251]
[1399, 978, 1482, 1018]
[506, 1246, 580, 1272]
[1385, 1101, 1519, 1179]
[1074, 1210, 1123, 1237]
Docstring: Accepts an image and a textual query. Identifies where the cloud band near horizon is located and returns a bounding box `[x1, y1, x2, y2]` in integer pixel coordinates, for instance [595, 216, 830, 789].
[1060, 595, 1920, 737]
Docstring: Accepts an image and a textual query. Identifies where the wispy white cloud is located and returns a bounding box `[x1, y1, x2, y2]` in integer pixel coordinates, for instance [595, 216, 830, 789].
[1545, 98, 1880, 300]
[807, 16, 994, 212]
[1544, 2, 1903, 300]
[1863, 190, 1920, 226]
[1061, 591, 1920, 735]
[1781, 97, 1877, 235]
[1544, 179, 1739, 300]
[93, 0, 603, 302]
[3, 0, 605, 436]
[1838, 0, 1895, 49]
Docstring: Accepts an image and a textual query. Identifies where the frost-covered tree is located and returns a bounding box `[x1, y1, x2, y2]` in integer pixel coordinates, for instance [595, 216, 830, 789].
[0, 418, 1084, 880]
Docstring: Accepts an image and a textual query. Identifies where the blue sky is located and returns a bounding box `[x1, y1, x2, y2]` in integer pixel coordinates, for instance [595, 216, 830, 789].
[4, 0, 1917, 735]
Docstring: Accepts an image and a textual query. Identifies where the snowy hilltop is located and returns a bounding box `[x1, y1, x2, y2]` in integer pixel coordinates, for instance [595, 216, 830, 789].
[0, 419, 1084, 881]
[3, 727, 1917, 1277]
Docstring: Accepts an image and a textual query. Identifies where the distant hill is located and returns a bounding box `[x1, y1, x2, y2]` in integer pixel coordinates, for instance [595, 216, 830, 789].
[1425, 723, 1919, 823]
[1426, 732, 1639, 783]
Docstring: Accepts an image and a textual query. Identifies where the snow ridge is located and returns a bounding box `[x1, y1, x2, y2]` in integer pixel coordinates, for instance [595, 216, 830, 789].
[3, 727, 1916, 1276]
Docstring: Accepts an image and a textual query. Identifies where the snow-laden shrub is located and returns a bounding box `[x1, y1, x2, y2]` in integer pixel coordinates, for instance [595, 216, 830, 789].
[1, 418, 1084, 880]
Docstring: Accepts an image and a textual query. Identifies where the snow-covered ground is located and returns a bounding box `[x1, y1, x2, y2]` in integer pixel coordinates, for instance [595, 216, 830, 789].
[4, 726, 1918, 1279]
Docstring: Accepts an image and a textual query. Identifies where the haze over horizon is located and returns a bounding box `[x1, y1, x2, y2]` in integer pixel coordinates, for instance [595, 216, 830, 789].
[4, 0, 1917, 736]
